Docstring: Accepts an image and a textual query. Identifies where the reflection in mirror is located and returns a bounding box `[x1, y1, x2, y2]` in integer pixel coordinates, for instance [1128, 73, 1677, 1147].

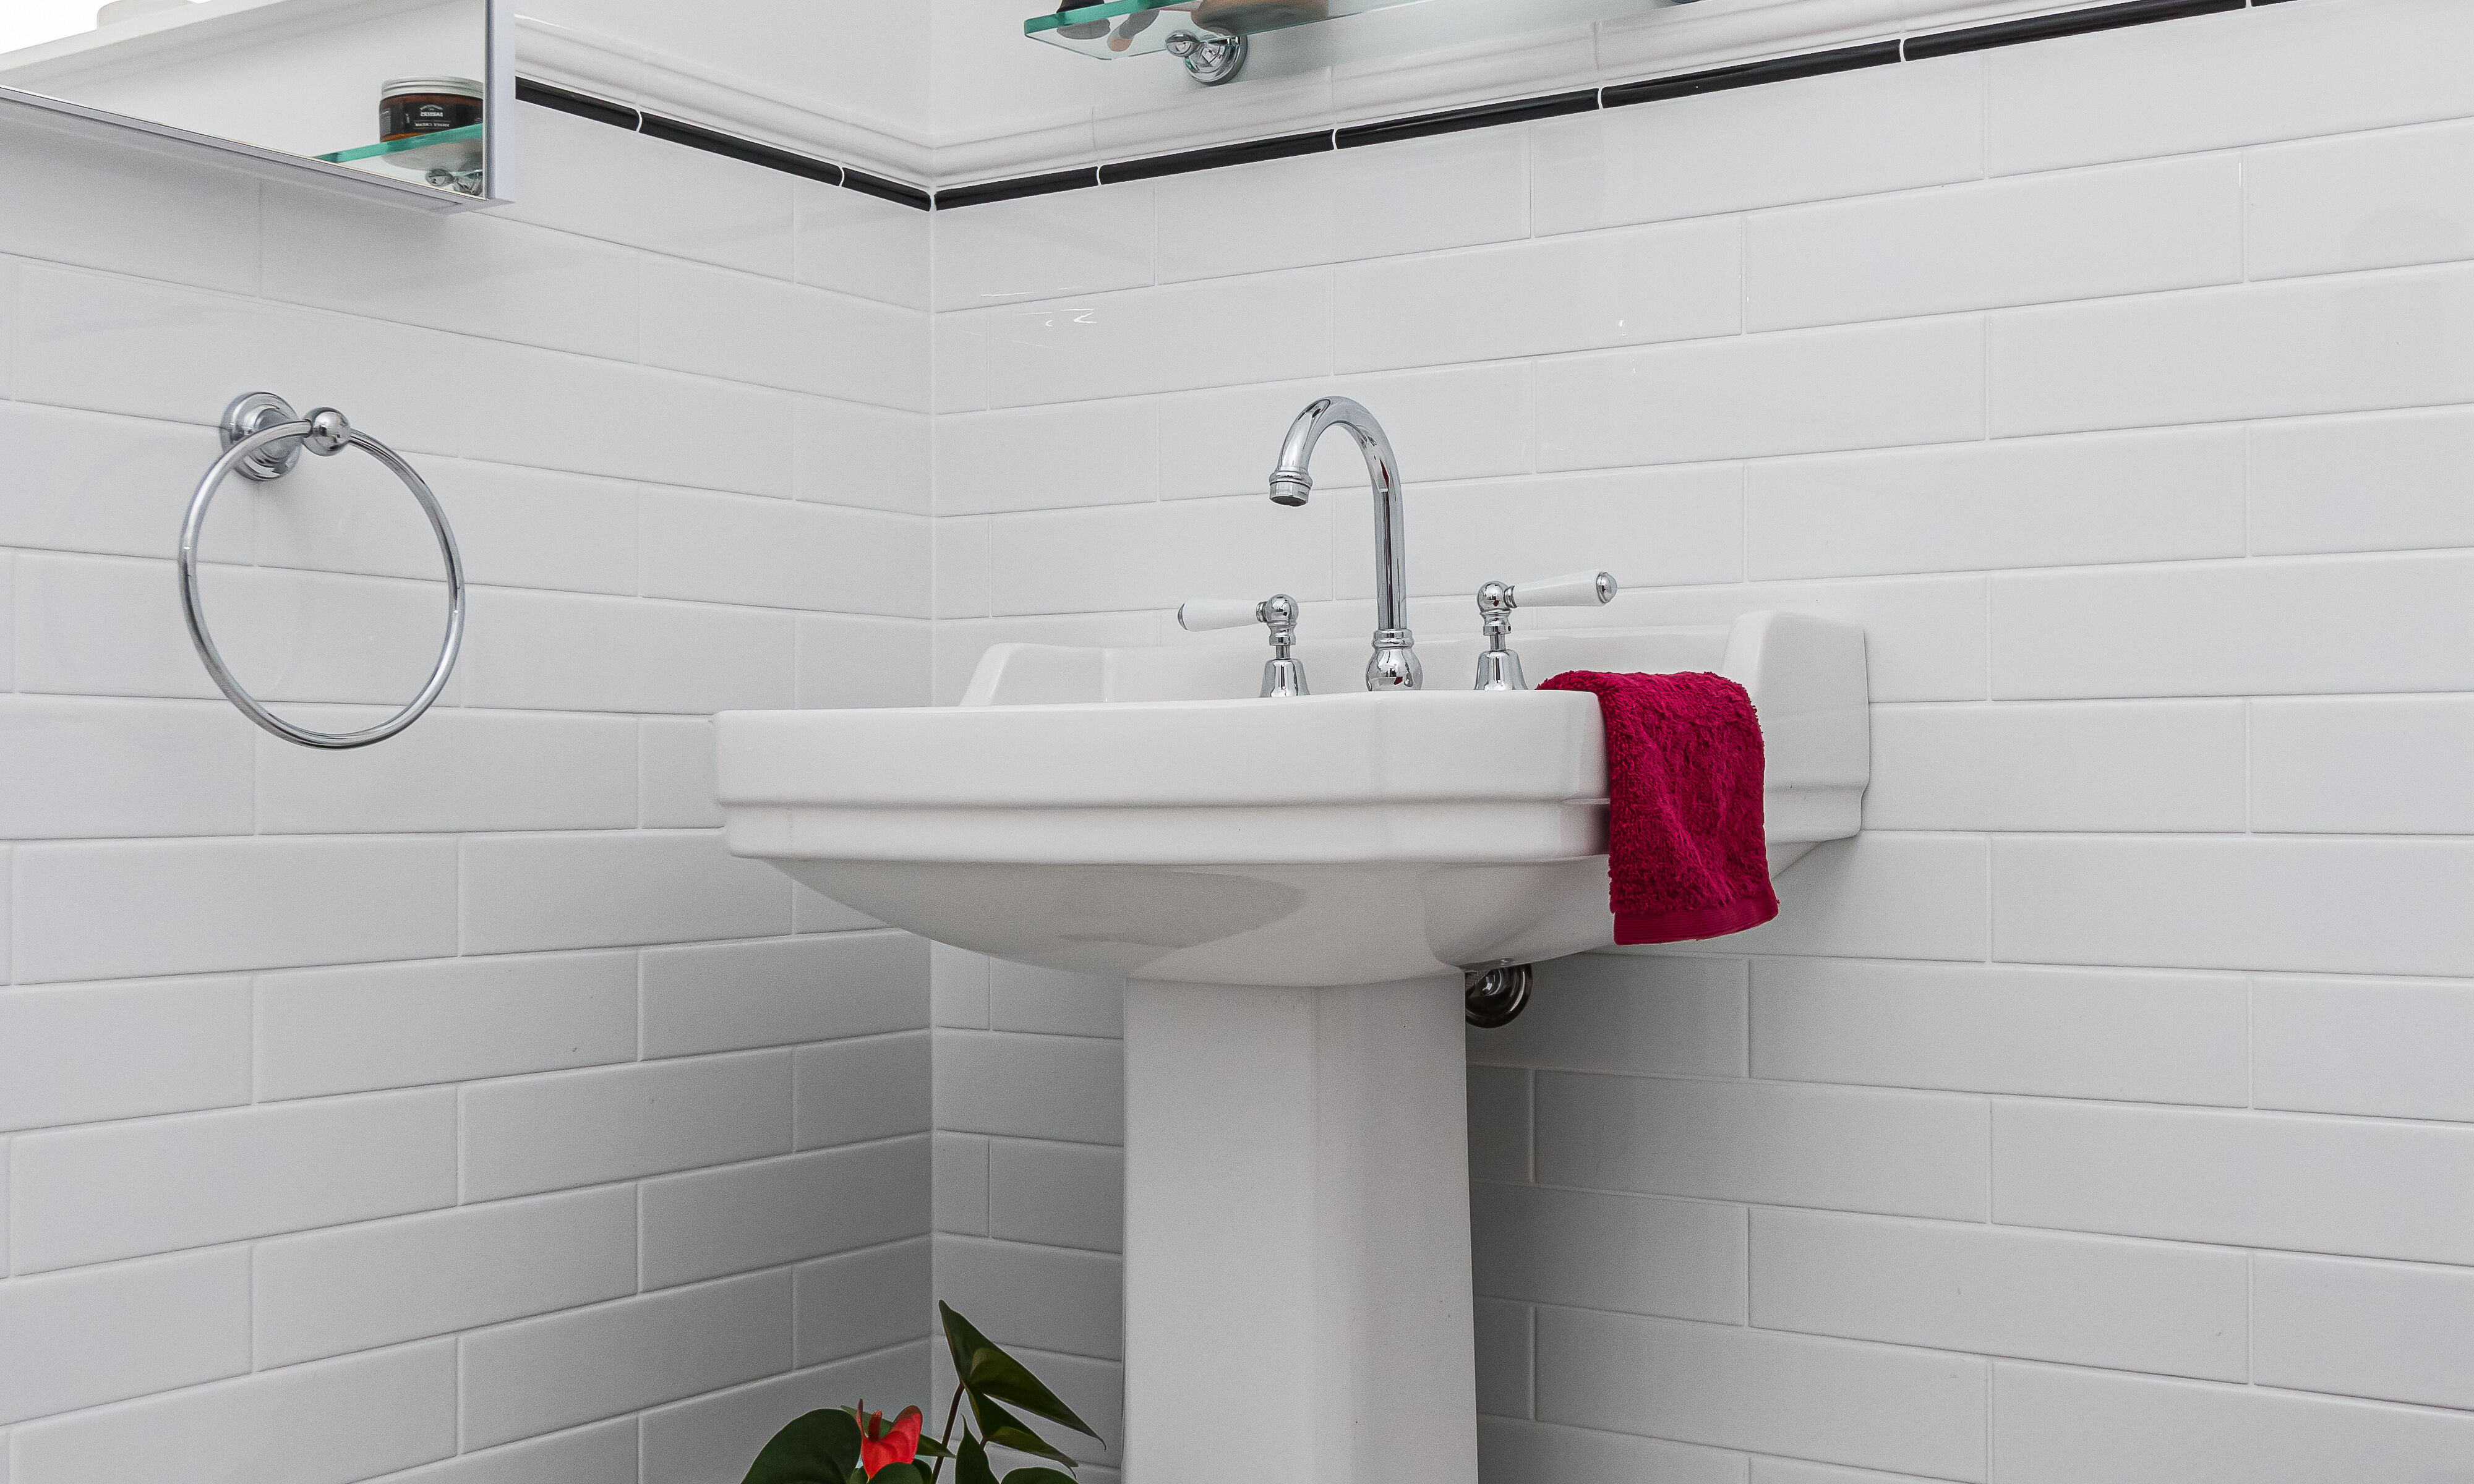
[0, 0, 492, 200]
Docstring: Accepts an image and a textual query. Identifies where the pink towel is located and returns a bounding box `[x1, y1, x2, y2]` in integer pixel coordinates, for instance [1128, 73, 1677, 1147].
[1539, 670, 1779, 945]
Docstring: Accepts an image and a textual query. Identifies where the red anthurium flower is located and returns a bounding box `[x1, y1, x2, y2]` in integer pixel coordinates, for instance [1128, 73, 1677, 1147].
[857, 1404, 923, 1477]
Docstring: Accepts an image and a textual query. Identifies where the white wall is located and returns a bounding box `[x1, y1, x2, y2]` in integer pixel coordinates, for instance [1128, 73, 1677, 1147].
[928, 0, 2474, 1478]
[0, 97, 936, 1482]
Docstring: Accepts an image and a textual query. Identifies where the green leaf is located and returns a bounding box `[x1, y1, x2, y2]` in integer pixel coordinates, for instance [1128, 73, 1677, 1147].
[938, 1304, 1100, 1441]
[969, 1397, 1079, 1470]
[956, 1436, 1001, 1484]
[999, 1470, 1078, 1484]
[741, 1409, 863, 1484]
[868, 1465, 929, 1484]
[911, 1435, 952, 1460]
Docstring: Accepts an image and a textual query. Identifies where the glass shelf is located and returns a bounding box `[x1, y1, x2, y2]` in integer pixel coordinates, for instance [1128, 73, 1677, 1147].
[316, 122, 485, 168]
[1026, 1, 1414, 59]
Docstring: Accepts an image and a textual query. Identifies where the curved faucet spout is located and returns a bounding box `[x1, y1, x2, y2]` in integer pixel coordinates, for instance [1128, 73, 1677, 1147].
[1267, 396, 1421, 691]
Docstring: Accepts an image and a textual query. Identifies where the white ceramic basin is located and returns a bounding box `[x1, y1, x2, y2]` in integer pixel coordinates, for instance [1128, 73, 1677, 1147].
[717, 610, 1868, 987]
[714, 608, 1868, 1484]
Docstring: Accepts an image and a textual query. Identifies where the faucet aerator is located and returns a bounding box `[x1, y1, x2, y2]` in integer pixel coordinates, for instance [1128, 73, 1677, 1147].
[1269, 476, 1311, 506]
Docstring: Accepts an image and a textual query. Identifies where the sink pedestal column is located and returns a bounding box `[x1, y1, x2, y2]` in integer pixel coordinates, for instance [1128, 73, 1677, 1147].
[1122, 972, 1478, 1484]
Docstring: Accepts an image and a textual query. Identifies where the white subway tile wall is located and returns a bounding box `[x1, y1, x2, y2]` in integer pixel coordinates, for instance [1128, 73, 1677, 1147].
[923, 2, 2474, 1478]
[11, 1, 2474, 1478]
[0, 100, 931, 1482]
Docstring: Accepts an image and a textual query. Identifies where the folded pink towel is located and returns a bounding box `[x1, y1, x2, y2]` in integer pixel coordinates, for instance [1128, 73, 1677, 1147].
[1540, 670, 1779, 945]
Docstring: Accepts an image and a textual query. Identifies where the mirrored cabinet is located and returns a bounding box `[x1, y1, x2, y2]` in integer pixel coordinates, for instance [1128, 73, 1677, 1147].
[0, 0, 507, 210]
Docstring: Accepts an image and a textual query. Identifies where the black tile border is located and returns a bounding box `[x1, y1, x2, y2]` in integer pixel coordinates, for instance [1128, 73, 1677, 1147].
[516, 0, 2280, 215]
[1902, 0, 2243, 60]
[1101, 129, 1334, 184]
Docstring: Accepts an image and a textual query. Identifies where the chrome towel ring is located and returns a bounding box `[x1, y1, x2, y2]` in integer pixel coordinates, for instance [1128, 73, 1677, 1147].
[179, 392, 466, 749]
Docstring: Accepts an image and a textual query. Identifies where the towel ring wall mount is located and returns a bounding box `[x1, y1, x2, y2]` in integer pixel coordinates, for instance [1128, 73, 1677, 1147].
[181, 392, 466, 749]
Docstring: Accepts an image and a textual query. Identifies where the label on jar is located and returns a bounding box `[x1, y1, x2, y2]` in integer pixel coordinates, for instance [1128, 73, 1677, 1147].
[381, 94, 484, 141]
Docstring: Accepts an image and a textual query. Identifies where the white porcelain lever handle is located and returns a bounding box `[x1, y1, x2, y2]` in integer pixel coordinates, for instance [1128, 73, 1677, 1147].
[1510, 571, 1617, 608]
[1179, 598, 1267, 631]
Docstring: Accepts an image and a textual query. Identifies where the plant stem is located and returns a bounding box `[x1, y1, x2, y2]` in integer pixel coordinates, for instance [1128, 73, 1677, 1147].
[928, 1383, 966, 1484]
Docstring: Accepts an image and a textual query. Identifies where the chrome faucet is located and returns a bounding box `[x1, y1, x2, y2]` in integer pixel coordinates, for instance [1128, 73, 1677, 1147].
[1267, 397, 1421, 690]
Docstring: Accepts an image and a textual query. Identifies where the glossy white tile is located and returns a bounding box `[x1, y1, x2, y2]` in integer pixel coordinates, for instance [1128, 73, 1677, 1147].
[2253, 975, 2474, 1123]
[12, 835, 456, 983]
[460, 1050, 791, 1201]
[2253, 1252, 2474, 1410]
[797, 181, 932, 310]
[1154, 153, 1334, 284]
[1702, 833, 1990, 962]
[256, 707, 638, 834]
[795, 397, 933, 514]
[460, 1272, 792, 1450]
[2250, 406, 2474, 557]
[500, 106, 796, 277]
[0, 116, 260, 292]
[794, 613, 933, 708]
[0, 1248, 250, 1426]
[987, 1138, 1123, 1253]
[1474, 1182, 1745, 1323]
[641, 487, 929, 616]
[1752, 1208, 2247, 1380]
[1470, 953, 1745, 1078]
[0, 401, 249, 565]
[796, 1032, 933, 1149]
[460, 338, 795, 496]
[1987, 264, 2474, 438]
[2247, 116, 2474, 281]
[987, 962, 1124, 1039]
[1536, 317, 1984, 471]
[935, 1233, 1124, 1360]
[0, 976, 252, 1132]
[11, 265, 463, 454]
[1477, 1418, 1745, 1484]
[1746, 155, 2241, 330]
[461, 830, 792, 955]
[1154, 361, 1534, 501]
[1747, 425, 2245, 579]
[1609, 573, 1989, 703]
[1751, 958, 2247, 1105]
[256, 951, 638, 1100]
[1333, 218, 1740, 372]
[795, 1236, 933, 1365]
[1991, 1360, 2474, 1484]
[8, 1089, 456, 1272]
[641, 257, 929, 412]
[935, 180, 1155, 309]
[1332, 127, 1529, 262]
[262, 189, 640, 361]
[1995, 1100, 2474, 1264]
[1992, 553, 2474, 699]
[1535, 1072, 1990, 1221]
[1986, 0, 2474, 176]
[936, 399, 1159, 515]
[254, 1187, 638, 1367]
[641, 1138, 928, 1289]
[1864, 701, 2248, 832]
[1537, 1307, 1987, 1481]
[9, 1341, 455, 1484]
[934, 1030, 1123, 1145]
[643, 931, 927, 1059]
[1993, 836, 2474, 978]
[2253, 696, 2474, 835]
[0, 697, 254, 839]
[459, 589, 797, 714]
[1532, 56, 1984, 236]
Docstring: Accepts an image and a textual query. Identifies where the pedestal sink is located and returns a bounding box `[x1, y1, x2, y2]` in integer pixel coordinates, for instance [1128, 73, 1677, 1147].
[716, 611, 1868, 1484]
